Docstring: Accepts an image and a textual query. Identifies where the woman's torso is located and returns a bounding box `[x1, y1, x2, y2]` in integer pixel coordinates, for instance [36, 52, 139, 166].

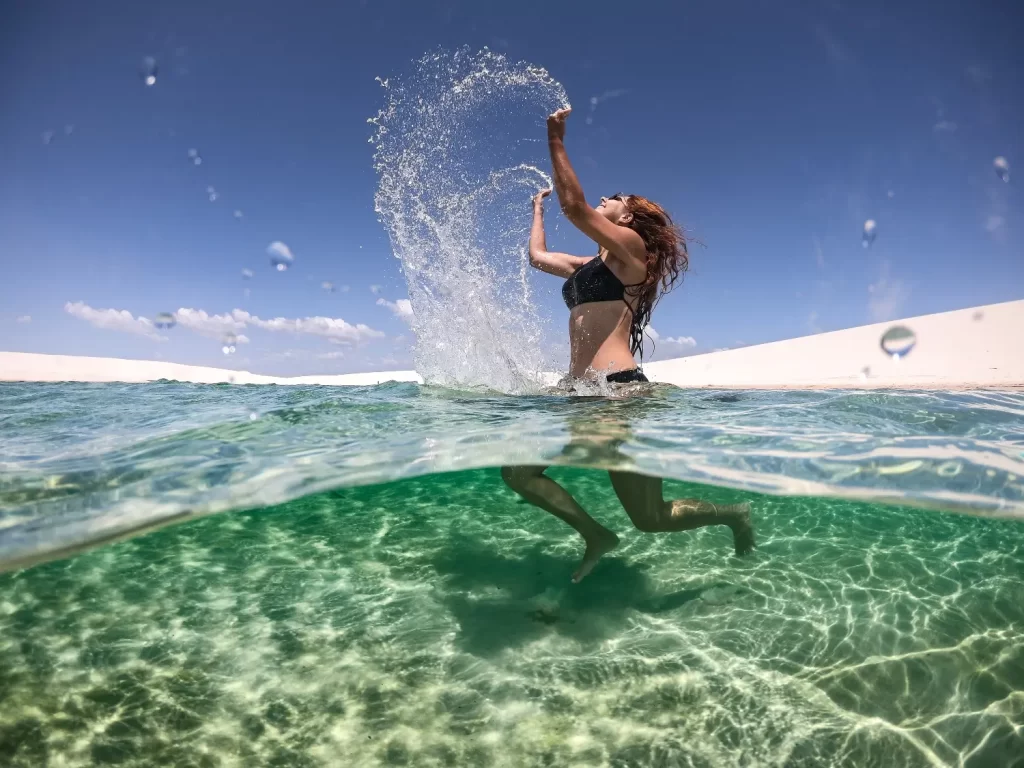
[562, 251, 648, 379]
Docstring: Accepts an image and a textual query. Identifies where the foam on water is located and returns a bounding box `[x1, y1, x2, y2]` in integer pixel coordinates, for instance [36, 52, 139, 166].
[371, 49, 570, 393]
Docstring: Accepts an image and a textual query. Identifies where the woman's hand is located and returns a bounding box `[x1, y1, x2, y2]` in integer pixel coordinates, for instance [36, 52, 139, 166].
[547, 108, 571, 141]
[533, 188, 551, 210]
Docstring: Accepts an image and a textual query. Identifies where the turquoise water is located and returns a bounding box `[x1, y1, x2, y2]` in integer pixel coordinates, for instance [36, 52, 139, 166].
[2, 382, 1024, 766]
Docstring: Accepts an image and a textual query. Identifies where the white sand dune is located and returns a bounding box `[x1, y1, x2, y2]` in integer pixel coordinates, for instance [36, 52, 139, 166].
[2, 300, 1021, 388]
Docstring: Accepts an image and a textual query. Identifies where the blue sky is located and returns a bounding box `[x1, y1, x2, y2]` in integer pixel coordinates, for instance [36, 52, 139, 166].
[2, 0, 1021, 374]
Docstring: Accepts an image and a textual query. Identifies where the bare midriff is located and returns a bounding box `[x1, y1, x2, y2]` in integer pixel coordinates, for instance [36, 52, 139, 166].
[567, 299, 638, 379]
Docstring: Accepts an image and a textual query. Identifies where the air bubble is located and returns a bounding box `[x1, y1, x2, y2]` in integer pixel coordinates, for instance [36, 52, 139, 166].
[993, 156, 1010, 183]
[154, 312, 176, 330]
[862, 219, 877, 248]
[880, 325, 916, 359]
[187, 148, 202, 166]
[141, 57, 158, 86]
[222, 333, 237, 355]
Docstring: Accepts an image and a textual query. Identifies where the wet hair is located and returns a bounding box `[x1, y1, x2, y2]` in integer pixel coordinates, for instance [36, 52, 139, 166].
[614, 194, 690, 362]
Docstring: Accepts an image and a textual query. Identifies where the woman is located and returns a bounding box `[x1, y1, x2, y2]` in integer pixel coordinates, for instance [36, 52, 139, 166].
[501, 107, 754, 583]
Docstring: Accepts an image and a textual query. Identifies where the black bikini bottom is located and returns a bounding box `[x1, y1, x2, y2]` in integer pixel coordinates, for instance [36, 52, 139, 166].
[605, 368, 649, 384]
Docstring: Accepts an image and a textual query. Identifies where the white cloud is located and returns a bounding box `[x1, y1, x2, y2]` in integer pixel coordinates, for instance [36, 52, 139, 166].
[867, 263, 909, 322]
[646, 325, 696, 349]
[64, 302, 166, 340]
[376, 297, 414, 323]
[317, 351, 345, 360]
[15, 315, 31, 324]
[246, 313, 385, 345]
[173, 308, 249, 340]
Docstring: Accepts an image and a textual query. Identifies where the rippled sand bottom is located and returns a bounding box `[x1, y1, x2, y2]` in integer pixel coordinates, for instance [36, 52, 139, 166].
[2, 468, 1022, 767]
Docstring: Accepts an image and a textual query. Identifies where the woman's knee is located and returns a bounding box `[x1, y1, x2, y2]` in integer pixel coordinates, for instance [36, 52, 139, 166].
[500, 465, 544, 490]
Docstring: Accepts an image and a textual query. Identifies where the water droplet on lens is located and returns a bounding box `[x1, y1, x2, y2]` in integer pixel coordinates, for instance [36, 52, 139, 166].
[207, 186, 218, 202]
[241, 268, 254, 279]
[862, 219, 877, 248]
[187, 148, 202, 166]
[221, 333, 237, 355]
[993, 156, 1010, 183]
[267, 241, 294, 271]
[154, 312, 176, 329]
[141, 56, 158, 86]
[880, 325, 916, 359]
[972, 310, 984, 321]
[322, 281, 335, 293]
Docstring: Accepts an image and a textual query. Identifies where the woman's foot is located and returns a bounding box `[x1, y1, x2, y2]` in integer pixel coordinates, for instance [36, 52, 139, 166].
[572, 529, 620, 583]
[722, 502, 755, 555]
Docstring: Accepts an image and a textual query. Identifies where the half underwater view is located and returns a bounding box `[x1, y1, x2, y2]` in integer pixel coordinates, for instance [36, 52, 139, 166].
[2, 2, 1023, 767]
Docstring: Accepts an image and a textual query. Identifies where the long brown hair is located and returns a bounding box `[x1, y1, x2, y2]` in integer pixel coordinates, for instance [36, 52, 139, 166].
[616, 193, 690, 362]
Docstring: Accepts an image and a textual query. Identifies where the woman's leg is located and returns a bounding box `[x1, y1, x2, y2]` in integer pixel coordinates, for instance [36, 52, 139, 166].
[501, 466, 619, 583]
[608, 471, 755, 555]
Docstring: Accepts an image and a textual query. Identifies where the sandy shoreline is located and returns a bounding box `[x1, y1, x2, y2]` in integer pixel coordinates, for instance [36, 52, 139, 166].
[2, 300, 1022, 389]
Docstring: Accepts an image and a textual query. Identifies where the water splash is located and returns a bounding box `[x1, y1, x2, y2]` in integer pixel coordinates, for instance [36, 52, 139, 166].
[371, 48, 570, 393]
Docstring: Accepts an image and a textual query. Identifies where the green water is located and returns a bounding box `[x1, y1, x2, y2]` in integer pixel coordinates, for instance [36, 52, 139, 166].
[3, 469, 1023, 766]
[2, 382, 1023, 765]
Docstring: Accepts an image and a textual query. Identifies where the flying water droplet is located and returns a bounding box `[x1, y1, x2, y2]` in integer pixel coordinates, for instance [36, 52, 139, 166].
[993, 156, 1010, 183]
[267, 241, 294, 271]
[887, 189, 895, 199]
[187, 148, 202, 166]
[859, 366, 870, 381]
[322, 281, 335, 293]
[206, 186, 218, 202]
[249, 412, 258, 421]
[221, 333, 237, 355]
[241, 268, 254, 279]
[141, 57, 158, 86]
[233, 209, 244, 219]
[862, 219, 877, 248]
[154, 312, 176, 329]
[880, 325, 916, 359]
[41, 130, 55, 145]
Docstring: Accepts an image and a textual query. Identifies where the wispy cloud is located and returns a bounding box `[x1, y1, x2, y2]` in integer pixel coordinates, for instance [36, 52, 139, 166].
[65, 302, 166, 340]
[585, 89, 628, 125]
[867, 262, 909, 322]
[68, 302, 384, 348]
[241, 311, 385, 345]
[376, 297, 414, 323]
[15, 315, 31, 324]
[646, 326, 697, 354]
[173, 309, 249, 340]
[814, 23, 854, 68]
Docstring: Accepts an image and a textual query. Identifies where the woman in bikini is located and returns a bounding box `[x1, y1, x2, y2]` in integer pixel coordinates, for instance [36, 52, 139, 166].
[501, 107, 754, 583]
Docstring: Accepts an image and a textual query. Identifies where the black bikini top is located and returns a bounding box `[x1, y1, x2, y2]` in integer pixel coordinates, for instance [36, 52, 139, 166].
[562, 257, 632, 310]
